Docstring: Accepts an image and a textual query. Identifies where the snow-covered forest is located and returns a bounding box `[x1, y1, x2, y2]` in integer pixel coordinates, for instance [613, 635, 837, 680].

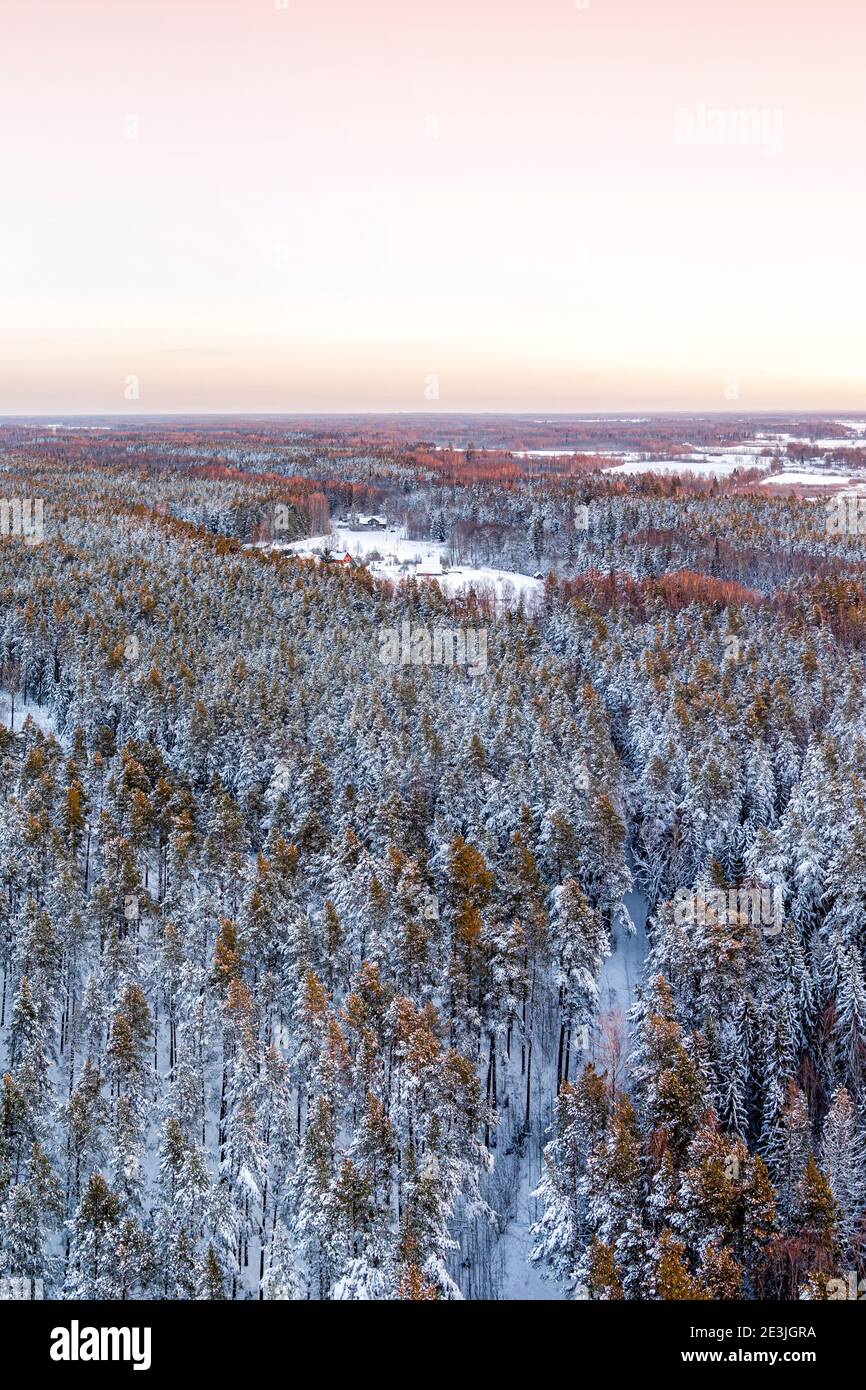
[1, 417, 865, 1300]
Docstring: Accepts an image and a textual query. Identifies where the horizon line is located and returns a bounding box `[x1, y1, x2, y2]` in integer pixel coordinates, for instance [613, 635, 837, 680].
[2, 408, 865, 421]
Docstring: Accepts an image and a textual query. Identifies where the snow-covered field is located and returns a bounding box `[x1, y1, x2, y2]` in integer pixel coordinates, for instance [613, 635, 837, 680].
[511, 448, 610, 458]
[255, 526, 545, 613]
[603, 454, 768, 478]
[441, 430, 866, 481]
[759, 469, 855, 487]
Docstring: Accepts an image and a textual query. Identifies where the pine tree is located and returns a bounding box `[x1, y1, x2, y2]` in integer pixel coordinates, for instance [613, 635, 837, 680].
[796, 1155, 838, 1256]
[820, 1086, 866, 1256]
[652, 1230, 707, 1300]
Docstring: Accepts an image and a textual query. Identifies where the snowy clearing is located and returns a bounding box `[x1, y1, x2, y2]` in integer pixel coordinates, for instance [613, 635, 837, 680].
[254, 526, 545, 613]
[0, 691, 58, 737]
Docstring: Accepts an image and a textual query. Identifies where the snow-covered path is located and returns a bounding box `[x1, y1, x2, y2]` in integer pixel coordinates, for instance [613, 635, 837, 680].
[497, 1162, 565, 1301]
[493, 884, 651, 1298]
[597, 885, 650, 1030]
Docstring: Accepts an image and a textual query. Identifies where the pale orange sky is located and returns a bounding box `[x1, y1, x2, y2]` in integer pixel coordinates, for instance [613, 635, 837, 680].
[1, 0, 864, 413]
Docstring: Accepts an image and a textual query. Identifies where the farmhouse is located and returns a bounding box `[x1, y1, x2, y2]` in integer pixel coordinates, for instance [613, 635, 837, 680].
[337, 513, 388, 529]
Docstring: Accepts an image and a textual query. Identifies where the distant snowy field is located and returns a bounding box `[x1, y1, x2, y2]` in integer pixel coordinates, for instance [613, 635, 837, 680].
[438, 427, 866, 482]
[760, 469, 855, 487]
[602, 452, 770, 478]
